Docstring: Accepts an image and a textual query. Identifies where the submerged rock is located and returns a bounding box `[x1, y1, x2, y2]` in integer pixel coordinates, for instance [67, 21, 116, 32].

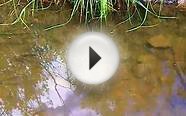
[147, 35, 171, 48]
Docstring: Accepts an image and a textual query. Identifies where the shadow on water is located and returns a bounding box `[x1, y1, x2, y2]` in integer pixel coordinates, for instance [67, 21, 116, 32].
[0, 2, 186, 116]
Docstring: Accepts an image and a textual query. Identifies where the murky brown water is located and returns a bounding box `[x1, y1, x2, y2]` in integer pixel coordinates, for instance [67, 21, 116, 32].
[0, 2, 186, 116]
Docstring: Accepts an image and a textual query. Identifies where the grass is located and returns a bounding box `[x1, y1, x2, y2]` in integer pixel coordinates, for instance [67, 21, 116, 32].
[0, 0, 177, 31]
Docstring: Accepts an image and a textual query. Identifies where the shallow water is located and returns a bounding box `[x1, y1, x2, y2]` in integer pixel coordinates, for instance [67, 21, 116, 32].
[0, 3, 186, 116]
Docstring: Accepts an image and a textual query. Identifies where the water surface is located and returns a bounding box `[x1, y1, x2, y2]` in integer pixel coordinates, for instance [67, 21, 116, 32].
[0, 3, 186, 116]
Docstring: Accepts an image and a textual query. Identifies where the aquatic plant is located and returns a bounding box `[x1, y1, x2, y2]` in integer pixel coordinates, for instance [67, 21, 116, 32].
[0, 0, 177, 31]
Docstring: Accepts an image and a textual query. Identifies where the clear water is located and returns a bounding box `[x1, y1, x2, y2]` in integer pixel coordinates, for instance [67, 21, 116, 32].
[0, 3, 186, 116]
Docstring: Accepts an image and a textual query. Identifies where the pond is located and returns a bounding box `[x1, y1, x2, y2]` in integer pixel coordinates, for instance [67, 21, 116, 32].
[0, 1, 186, 116]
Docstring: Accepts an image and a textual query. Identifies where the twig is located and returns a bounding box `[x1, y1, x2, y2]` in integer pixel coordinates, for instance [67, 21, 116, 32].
[170, 48, 186, 90]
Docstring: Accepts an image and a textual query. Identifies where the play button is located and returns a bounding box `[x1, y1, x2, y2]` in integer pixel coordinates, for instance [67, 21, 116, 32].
[66, 32, 119, 84]
[89, 47, 101, 70]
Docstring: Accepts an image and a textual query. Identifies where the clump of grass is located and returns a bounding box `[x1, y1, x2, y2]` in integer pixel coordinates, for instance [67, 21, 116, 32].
[45, 0, 112, 30]
[0, 0, 177, 31]
[0, 0, 60, 29]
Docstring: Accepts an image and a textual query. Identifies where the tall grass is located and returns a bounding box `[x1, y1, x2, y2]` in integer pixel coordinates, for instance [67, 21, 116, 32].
[0, 0, 176, 31]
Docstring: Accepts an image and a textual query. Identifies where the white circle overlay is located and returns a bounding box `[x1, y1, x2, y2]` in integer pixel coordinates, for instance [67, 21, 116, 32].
[66, 32, 119, 84]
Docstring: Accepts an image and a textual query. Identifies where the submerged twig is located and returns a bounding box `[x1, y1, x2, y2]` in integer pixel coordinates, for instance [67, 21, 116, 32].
[170, 48, 186, 90]
[0, 0, 12, 7]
